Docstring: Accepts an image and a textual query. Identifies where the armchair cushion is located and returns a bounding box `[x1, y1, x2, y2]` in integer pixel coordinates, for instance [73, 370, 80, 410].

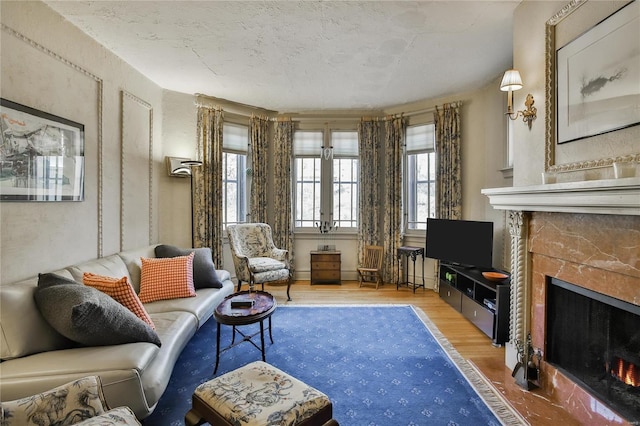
[0, 375, 108, 425]
[248, 257, 287, 273]
[75, 406, 141, 425]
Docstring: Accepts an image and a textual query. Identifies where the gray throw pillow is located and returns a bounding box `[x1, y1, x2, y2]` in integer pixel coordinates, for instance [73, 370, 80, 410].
[155, 245, 223, 289]
[35, 273, 161, 347]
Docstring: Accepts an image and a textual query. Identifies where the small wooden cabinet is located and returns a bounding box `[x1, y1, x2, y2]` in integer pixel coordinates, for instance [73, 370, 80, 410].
[310, 251, 341, 284]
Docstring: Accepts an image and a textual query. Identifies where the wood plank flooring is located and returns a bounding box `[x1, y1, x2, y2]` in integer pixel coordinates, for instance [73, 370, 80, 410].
[258, 280, 581, 426]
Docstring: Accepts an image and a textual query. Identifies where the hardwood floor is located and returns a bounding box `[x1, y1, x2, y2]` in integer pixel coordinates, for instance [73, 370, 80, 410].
[259, 280, 581, 426]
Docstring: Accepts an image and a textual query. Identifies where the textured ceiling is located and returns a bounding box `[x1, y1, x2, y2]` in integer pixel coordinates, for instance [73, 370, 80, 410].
[44, 1, 520, 112]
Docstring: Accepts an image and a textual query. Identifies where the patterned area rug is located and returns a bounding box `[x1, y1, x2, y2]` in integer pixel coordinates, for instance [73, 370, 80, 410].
[143, 305, 524, 425]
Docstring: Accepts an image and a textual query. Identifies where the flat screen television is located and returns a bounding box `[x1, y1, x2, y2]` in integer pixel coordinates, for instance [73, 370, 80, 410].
[425, 218, 493, 269]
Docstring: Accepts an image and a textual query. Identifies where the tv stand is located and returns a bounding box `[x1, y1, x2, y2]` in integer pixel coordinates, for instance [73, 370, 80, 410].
[438, 263, 510, 345]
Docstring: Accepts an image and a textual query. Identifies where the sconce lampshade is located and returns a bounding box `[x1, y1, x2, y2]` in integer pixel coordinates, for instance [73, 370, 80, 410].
[500, 69, 523, 92]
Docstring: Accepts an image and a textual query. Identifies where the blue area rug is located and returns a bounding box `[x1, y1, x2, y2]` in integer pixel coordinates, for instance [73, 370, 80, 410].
[143, 305, 520, 425]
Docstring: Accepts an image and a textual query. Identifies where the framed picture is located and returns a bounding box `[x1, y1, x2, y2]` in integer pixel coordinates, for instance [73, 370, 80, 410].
[556, 1, 640, 144]
[0, 99, 84, 201]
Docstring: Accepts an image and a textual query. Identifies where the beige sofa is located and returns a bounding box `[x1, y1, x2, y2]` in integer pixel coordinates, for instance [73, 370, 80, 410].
[0, 244, 235, 420]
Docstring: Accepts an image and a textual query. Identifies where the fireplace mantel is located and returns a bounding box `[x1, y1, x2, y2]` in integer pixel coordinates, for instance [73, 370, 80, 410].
[481, 177, 640, 216]
[483, 176, 640, 425]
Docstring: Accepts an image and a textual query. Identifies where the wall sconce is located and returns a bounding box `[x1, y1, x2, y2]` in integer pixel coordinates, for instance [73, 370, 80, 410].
[166, 156, 203, 177]
[165, 156, 202, 247]
[167, 156, 190, 177]
[500, 69, 537, 130]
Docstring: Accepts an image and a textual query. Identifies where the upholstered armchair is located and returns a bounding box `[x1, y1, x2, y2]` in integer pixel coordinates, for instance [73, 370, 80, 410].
[226, 223, 292, 301]
[0, 376, 140, 425]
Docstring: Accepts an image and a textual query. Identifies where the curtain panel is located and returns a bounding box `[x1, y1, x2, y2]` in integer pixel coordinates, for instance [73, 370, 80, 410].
[382, 116, 406, 283]
[194, 106, 224, 268]
[357, 119, 381, 265]
[434, 102, 462, 220]
[249, 115, 270, 223]
[273, 118, 295, 272]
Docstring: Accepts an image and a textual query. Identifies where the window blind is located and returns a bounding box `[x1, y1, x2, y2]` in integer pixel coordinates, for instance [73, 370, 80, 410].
[406, 124, 435, 153]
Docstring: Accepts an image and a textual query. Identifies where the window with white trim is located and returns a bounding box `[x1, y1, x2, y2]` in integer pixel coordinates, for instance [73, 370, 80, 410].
[331, 131, 358, 229]
[406, 124, 436, 230]
[293, 129, 358, 230]
[222, 123, 248, 228]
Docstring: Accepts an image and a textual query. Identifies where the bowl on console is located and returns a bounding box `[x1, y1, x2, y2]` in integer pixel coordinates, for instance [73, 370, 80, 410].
[482, 271, 509, 281]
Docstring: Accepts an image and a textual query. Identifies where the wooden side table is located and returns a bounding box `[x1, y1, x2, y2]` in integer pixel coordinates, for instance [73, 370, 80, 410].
[310, 251, 341, 284]
[396, 246, 425, 293]
[213, 291, 276, 374]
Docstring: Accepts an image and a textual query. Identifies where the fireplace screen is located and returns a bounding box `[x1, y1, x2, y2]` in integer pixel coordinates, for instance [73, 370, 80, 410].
[546, 278, 640, 422]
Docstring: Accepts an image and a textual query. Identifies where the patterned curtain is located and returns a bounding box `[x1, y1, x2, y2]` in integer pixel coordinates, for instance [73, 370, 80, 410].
[194, 106, 224, 268]
[249, 115, 270, 223]
[272, 118, 295, 272]
[434, 102, 462, 220]
[357, 119, 380, 265]
[382, 116, 406, 283]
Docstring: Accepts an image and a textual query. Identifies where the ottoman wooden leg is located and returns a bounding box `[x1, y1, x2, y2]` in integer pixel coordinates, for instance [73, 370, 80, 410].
[184, 407, 205, 426]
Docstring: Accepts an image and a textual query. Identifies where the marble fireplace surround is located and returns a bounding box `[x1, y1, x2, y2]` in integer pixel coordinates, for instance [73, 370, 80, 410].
[482, 177, 640, 425]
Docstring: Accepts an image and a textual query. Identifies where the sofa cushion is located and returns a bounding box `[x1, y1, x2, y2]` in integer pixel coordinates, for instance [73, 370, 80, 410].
[34, 273, 161, 347]
[67, 254, 132, 289]
[116, 245, 159, 293]
[0, 274, 75, 361]
[155, 245, 223, 289]
[138, 253, 196, 303]
[82, 272, 155, 329]
[0, 375, 108, 425]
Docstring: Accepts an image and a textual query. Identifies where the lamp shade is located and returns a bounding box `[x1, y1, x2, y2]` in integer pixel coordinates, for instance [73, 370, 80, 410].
[500, 69, 523, 91]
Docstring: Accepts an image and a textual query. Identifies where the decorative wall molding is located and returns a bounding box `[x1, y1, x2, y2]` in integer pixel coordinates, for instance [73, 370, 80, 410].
[121, 90, 154, 251]
[1, 23, 105, 257]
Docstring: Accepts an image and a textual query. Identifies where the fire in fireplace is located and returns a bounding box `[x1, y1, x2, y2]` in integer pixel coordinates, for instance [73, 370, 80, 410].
[612, 357, 639, 388]
[546, 277, 640, 423]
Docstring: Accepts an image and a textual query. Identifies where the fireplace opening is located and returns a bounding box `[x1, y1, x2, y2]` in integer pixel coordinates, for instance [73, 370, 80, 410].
[546, 277, 640, 422]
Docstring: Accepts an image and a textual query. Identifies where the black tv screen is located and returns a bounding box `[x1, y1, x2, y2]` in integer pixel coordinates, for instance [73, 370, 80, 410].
[425, 218, 493, 268]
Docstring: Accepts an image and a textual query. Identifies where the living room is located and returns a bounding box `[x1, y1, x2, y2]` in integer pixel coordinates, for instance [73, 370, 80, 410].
[1, 1, 639, 425]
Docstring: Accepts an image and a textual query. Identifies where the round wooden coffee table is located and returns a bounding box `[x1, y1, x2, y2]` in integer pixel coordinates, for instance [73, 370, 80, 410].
[213, 290, 276, 374]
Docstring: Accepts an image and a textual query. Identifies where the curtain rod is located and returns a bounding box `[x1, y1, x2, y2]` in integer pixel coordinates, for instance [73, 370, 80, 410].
[195, 99, 461, 121]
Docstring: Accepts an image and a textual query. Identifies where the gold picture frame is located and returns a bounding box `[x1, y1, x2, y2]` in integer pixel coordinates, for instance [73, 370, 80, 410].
[545, 0, 640, 172]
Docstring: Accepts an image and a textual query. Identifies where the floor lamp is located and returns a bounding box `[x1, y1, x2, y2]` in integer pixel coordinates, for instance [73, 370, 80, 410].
[180, 160, 202, 248]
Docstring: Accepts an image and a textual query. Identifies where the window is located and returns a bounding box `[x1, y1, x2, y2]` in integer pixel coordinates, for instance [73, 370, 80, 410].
[293, 129, 358, 230]
[222, 123, 248, 228]
[331, 131, 358, 229]
[406, 124, 436, 230]
[293, 131, 321, 228]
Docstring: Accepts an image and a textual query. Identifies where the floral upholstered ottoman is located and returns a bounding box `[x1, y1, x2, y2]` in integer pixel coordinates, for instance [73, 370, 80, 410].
[185, 361, 335, 426]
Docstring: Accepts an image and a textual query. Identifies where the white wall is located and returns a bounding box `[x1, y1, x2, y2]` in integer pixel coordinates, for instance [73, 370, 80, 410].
[511, 0, 638, 186]
[1, 1, 164, 283]
[1, 0, 510, 285]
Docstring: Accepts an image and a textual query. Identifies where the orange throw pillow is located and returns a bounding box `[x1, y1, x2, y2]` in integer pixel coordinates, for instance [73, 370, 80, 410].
[138, 253, 196, 303]
[82, 272, 155, 329]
